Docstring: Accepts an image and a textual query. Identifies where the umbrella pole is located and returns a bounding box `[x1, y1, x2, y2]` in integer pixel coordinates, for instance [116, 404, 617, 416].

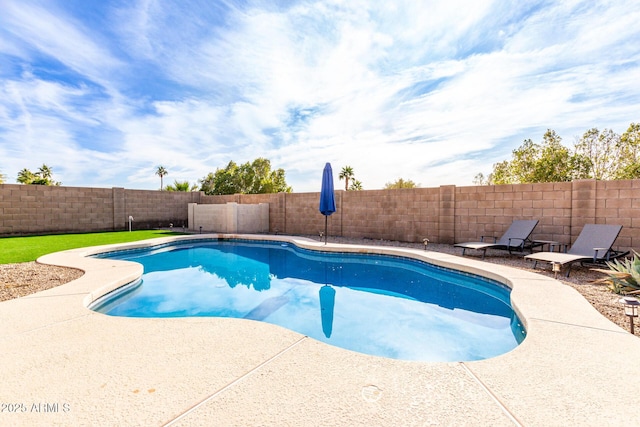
[324, 216, 328, 244]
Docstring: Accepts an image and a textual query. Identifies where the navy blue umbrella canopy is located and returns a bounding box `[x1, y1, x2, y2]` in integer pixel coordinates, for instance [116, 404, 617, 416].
[319, 163, 336, 243]
[319, 163, 336, 215]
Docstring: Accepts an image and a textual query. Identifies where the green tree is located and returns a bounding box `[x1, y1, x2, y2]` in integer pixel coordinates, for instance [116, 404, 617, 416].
[259, 166, 290, 194]
[573, 128, 622, 180]
[349, 179, 363, 190]
[615, 123, 640, 179]
[165, 180, 198, 191]
[472, 172, 495, 185]
[0, 169, 7, 184]
[198, 172, 217, 195]
[384, 178, 419, 189]
[203, 161, 239, 195]
[484, 123, 640, 185]
[536, 130, 587, 182]
[489, 160, 510, 184]
[490, 130, 581, 184]
[339, 166, 355, 191]
[155, 166, 168, 190]
[16, 164, 61, 185]
[198, 158, 292, 195]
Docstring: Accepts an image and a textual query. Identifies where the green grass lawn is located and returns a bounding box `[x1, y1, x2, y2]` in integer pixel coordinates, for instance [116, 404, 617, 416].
[0, 230, 186, 264]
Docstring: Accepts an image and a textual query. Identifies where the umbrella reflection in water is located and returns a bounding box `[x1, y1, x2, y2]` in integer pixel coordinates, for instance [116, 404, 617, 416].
[319, 284, 336, 338]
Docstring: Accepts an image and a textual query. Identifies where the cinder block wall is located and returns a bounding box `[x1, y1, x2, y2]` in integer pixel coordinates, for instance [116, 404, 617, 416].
[454, 182, 573, 246]
[122, 189, 201, 230]
[451, 179, 639, 251]
[222, 180, 637, 252]
[0, 184, 202, 235]
[341, 188, 440, 242]
[1, 180, 638, 253]
[594, 180, 638, 250]
[285, 192, 336, 237]
[0, 184, 115, 234]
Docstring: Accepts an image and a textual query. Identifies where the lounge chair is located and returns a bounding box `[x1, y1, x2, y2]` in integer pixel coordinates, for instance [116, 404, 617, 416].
[454, 219, 539, 259]
[524, 224, 628, 277]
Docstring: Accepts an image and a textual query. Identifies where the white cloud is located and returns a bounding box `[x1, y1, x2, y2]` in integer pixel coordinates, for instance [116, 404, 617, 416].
[0, 0, 639, 190]
[0, 1, 123, 90]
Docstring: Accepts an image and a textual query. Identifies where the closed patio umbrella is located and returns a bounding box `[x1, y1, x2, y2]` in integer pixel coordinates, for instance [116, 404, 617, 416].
[319, 163, 336, 244]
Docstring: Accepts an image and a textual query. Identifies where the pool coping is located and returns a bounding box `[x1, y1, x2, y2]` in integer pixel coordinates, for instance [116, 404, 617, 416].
[1, 233, 639, 426]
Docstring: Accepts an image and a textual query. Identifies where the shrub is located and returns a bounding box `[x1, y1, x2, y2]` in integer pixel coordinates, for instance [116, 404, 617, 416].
[593, 251, 640, 295]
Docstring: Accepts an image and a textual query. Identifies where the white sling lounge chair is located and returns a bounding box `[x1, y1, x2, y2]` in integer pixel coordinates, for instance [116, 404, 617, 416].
[525, 224, 628, 277]
[454, 219, 539, 259]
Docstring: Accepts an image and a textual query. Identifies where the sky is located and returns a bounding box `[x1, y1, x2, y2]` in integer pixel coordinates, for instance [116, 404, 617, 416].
[1, 0, 639, 192]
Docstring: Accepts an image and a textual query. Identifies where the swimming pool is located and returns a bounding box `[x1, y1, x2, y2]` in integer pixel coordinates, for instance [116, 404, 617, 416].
[90, 239, 525, 362]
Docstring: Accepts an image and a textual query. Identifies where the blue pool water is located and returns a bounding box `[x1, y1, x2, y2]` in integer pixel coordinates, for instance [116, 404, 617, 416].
[91, 239, 525, 362]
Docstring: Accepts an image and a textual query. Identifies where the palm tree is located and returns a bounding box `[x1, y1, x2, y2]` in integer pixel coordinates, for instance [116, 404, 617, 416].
[339, 166, 354, 191]
[165, 180, 198, 191]
[38, 164, 53, 180]
[34, 164, 60, 185]
[16, 165, 61, 185]
[17, 168, 36, 184]
[155, 166, 168, 190]
[349, 179, 363, 190]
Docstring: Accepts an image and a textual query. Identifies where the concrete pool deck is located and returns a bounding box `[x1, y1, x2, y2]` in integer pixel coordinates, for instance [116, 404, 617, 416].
[1, 234, 639, 426]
